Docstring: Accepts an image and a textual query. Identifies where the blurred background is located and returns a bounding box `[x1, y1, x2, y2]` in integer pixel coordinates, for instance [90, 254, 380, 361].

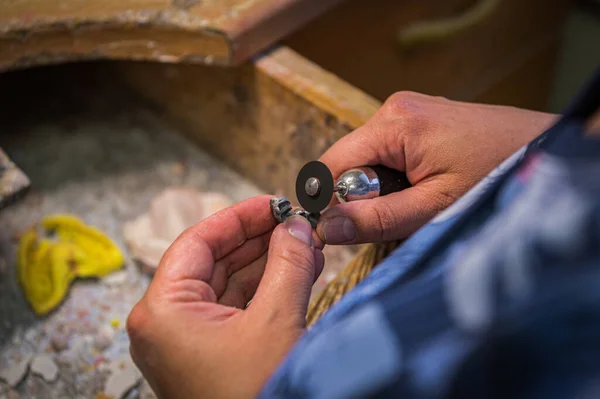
[551, 0, 600, 111]
[282, 0, 600, 113]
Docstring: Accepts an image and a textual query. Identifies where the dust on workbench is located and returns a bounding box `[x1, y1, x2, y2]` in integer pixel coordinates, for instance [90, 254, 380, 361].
[0, 63, 353, 398]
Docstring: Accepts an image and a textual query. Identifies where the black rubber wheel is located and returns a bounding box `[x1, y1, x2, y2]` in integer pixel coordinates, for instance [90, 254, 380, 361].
[295, 160, 334, 214]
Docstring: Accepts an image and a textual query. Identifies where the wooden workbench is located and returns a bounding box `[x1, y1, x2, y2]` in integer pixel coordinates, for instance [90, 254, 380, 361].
[0, 0, 573, 203]
[0, 0, 343, 70]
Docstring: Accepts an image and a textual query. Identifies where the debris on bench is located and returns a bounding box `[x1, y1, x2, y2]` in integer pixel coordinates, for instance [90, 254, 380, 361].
[0, 353, 32, 388]
[0, 147, 30, 210]
[123, 187, 232, 274]
[30, 354, 59, 383]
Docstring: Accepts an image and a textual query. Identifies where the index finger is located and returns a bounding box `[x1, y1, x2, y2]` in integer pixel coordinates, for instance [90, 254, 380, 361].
[319, 114, 407, 180]
[319, 125, 379, 180]
[155, 195, 276, 284]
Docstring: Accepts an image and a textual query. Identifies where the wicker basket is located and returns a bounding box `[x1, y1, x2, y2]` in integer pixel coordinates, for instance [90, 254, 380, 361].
[306, 241, 399, 327]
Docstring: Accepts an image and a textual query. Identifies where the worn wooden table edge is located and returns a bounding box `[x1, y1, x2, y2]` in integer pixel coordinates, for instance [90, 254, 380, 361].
[0, 0, 345, 71]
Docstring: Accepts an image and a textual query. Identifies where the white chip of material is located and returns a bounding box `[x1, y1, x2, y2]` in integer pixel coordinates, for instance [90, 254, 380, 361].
[23, 328, 37, 342]
[104, 355, 141, 399]
[30, 354, 59, 383]
[123, 188, 232, 273]
[0, 354, 32, 387]
[101, 270, 129, 286]
[94, 325, 116, 352]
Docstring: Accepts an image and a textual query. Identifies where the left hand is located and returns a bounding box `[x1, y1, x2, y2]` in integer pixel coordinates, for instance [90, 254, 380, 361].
[127, 195, 324, 398]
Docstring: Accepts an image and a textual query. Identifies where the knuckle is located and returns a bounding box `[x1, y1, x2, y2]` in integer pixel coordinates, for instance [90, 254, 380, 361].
[279, 246, 314, 276]
[382, 91, 419, 116]
[126, 302, 150, 340]
[432, 189, 458, 212]
[370, 202, 399, 241]
[380, 92, 430, 139]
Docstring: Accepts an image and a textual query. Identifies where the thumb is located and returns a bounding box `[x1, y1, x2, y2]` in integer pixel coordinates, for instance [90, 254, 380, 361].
[250, 215, 323, 326]
[317, 183, 452, 244]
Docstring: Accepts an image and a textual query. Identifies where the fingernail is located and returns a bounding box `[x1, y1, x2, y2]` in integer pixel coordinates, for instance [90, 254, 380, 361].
[321, 217, 356, 244]
[285, 216, 313, 246]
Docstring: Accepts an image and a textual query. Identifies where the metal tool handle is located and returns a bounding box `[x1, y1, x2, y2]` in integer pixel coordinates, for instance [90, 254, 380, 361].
[336, 165, 410, 202]
[370, 165, 411, 196]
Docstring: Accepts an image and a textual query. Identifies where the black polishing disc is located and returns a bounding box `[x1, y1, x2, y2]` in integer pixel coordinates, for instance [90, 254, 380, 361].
[296, 160, 334, 214]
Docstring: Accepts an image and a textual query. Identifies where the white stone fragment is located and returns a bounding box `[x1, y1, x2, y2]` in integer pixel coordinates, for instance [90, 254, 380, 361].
[0, 354, 32, 387]
[23, 328, 37, 343]
[104, 355, 141, 399]
[101, 270, 129, 286]
[94, 325, 115, 352]
[30, 355, 58, 383]
[123, 187, 232, 273]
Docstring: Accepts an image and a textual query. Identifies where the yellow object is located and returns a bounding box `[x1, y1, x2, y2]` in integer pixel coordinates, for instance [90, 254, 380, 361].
[17, 214, 124, 315]
[110, 319, 120, 328]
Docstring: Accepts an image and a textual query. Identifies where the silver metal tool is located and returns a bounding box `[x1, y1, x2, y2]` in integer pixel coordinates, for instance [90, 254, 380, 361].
[334, 165, 410, 203]
[296, 161, 410, 210]
[271, 162, 411, 228]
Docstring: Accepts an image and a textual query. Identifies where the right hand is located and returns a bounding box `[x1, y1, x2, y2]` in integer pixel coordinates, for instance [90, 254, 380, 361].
[317, 91, 556, 245]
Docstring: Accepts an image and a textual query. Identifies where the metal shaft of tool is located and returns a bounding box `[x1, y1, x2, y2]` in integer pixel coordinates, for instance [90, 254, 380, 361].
[305, 176, 343, 198]
[300, 162, 409, 207]
[305, 177, 321, 197]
